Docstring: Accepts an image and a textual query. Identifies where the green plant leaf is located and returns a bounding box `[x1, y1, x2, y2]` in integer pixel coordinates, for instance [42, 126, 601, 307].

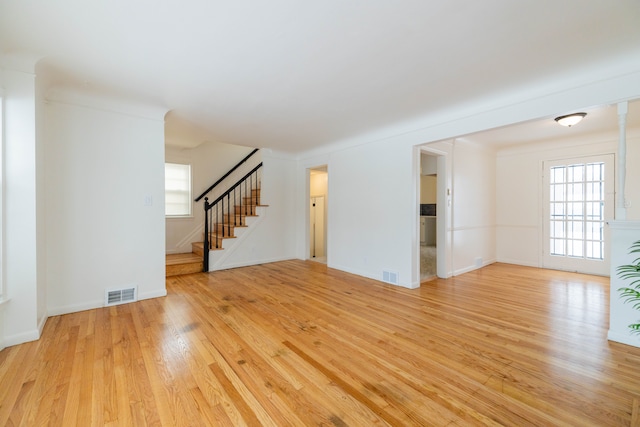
[616, 241, 640, 327]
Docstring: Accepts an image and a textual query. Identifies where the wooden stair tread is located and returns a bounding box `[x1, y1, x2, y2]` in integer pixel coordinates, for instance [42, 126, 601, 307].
[166, 253, 202, 265]
[167, 183, 265, 277]
[166, 252, 203, 276]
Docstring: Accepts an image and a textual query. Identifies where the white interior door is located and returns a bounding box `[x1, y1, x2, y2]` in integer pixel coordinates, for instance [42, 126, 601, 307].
[542, 154, 614, 275]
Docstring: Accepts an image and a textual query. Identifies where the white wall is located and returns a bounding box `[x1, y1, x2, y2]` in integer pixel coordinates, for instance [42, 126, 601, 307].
[165, 141, 255, 254]
[451, 140, 497, 275]
[1, 65, 43, 346]
[625, 133, 640, 220]
[45, 94, 167, 315]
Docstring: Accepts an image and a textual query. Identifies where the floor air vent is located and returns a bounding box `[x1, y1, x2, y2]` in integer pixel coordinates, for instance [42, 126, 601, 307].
[105, 286, 137, 306]
[382, 270, 398, 285]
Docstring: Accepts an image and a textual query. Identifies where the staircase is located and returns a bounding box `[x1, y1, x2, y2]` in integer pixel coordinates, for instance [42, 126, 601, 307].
[166, 187, 265, 277]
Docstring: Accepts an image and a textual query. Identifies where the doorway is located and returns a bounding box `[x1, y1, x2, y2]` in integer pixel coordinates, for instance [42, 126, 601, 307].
[420, 153, 438, 280]
[542, 154, 614, 276]
[309, 166, 328, 263]
[417, 146, 449, 283]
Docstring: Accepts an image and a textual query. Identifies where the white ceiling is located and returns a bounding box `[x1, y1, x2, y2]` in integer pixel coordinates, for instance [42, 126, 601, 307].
[2, 1, 640, 152]
[459, 99, 640, 148]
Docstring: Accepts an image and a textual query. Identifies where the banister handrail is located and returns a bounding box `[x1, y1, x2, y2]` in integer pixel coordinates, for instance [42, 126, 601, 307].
[194, 148, 259, 202]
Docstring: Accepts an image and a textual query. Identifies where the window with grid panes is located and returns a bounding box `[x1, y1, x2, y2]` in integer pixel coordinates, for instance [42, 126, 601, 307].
[549, 161, 605, 260]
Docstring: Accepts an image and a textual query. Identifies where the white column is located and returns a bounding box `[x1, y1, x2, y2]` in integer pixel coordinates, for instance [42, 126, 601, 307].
[616, 101, 628, 220]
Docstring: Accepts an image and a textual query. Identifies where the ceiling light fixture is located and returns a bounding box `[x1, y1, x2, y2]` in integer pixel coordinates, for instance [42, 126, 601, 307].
[554, 112, 587, 127]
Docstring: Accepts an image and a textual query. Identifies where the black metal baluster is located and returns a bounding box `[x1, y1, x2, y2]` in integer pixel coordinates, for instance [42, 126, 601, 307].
[253, 170, 258, 205]
[198, 163, 263, 271]
[203, 197, 209, 272]
[215, 202, 219, 248]
[228, 192, 235, 236]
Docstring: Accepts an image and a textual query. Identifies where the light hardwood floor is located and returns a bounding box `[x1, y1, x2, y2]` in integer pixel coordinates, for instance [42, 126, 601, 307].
[2, 261, 640, 426]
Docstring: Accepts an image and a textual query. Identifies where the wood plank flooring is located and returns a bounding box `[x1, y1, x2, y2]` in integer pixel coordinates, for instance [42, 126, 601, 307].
[2, 261, 640, 426]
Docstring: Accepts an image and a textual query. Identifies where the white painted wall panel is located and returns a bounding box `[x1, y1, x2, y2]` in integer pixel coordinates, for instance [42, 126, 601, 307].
[625, 136, 640, 220]
[327, 140, 415, 287]
[450, 140, 497, 274]
[2, 68, 40, 346]
[45, 100, 166, 315]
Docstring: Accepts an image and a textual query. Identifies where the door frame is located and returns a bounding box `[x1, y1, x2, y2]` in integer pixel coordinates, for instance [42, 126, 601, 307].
[541, 153, 615, 276]
[306, 165, 328, 262]
[415, 145, 451, 284]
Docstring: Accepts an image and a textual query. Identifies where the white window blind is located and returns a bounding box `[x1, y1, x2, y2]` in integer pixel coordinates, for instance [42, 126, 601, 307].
[165, 163, 192, 216]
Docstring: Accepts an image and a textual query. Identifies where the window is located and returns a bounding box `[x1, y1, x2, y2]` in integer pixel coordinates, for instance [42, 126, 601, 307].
[543, 154, 614, 276]
[165, 163, 192, 217]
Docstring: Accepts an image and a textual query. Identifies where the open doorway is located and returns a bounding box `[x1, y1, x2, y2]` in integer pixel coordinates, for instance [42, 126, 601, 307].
[420, 153, 438, 280]
[417, 146, 449, 283]
[309, 166, 328, 263]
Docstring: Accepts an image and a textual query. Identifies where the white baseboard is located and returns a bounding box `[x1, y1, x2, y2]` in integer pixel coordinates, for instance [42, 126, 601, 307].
[496, 258, 539, 268]
[37, 312, 48, 337]
[139, 289, 168, 300]
[3, 328, 41, 348]
[48, 289, 167, 317]
[210, 256, 293, 272]
[608, 330, 640, 348]
[453, 258, 497, 276]
[48, 299, 104, 316]
[329, 262, 417, 289]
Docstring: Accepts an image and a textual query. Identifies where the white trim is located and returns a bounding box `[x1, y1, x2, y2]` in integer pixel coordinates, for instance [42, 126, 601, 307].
[608, 220, 640, 230]
[608, 330, 640, 348]
[46, 87, 167, 121]
[453, 259, 498, 277]
[210, 256, 294, 272]
[37, 312, 48, 336]
[48, 289, 167, 317]
[541, 154, 614, 276]
[332, 261, 419, 289]
[3, 328, 40, 348]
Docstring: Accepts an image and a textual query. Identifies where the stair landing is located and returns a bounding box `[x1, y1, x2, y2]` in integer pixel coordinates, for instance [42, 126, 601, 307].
[166, 252, 203, 276]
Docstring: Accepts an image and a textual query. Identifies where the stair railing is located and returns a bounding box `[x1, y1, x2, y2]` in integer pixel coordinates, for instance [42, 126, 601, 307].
[203, 163, 262, 271]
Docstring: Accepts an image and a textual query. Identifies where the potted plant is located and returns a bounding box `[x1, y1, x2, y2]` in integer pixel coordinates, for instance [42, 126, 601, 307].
[617, 239, 640, 334]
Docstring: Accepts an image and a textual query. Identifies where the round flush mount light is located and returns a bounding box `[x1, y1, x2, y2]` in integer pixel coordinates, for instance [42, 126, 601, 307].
[554, 112, 587, 127]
